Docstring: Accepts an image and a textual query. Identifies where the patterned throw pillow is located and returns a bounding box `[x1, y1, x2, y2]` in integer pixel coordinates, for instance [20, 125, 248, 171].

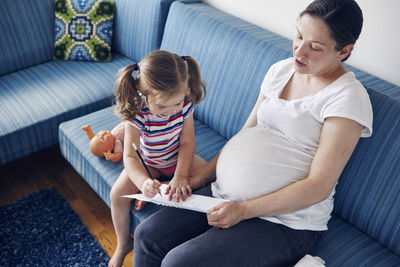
[54, 0, 115, 62]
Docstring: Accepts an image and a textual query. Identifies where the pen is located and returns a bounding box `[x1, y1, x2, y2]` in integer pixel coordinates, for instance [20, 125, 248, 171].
[132, 143, 162, 196]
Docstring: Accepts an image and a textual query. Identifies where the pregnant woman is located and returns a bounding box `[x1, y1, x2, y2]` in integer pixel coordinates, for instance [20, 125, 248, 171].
[133, 0, 373, 266]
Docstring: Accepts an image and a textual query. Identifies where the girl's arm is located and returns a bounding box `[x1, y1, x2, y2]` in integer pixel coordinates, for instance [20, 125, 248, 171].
[207, 117, 363, 228]
[166, 113, 196, 201]
[124, 122, 161, 197]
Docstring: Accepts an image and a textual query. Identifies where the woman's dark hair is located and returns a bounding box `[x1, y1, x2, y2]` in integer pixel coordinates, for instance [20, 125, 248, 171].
[300, 0, 363, 61]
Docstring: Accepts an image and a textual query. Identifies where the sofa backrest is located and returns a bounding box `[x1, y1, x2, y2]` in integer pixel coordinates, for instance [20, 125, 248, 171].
[0, 0, 54, 76]
[112, 0, 176, 62]
[334, 88, 400, 256]
[0, 0, 175, 76]
[160, 1, 291, 139]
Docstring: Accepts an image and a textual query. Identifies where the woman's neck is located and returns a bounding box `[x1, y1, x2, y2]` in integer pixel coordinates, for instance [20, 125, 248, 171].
[305, 63, 347, 84]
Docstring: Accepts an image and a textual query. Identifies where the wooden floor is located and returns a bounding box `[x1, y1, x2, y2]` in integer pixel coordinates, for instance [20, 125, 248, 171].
[0, 145, 133, 267]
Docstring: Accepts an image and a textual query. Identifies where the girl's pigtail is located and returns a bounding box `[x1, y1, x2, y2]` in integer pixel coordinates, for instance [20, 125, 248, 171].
[113, 64, 142, 121]
[184, 56, 206, 105]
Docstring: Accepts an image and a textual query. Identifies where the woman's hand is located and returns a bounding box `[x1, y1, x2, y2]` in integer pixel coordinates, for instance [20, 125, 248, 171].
[141, 178, 161, 197]
[166, 175, 192, 202]
[207, 202, 246, 229]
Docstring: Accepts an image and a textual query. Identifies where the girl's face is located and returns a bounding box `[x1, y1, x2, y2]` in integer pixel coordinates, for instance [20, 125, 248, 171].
[146, 90, 186, 118]
[293, 14, 348, 77]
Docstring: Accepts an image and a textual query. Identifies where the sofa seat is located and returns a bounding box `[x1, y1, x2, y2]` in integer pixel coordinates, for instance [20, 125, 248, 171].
[315, 215, 400, 266]
[0, 54, 133, 165]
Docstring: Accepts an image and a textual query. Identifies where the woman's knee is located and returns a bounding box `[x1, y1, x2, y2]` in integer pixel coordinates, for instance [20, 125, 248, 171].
[133, 220, 150, 244]
[161, 245, 200, 267]
[134, 218, 163, 255]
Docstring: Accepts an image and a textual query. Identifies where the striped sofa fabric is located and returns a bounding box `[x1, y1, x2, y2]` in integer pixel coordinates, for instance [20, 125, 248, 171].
[0, 0, 176, 166]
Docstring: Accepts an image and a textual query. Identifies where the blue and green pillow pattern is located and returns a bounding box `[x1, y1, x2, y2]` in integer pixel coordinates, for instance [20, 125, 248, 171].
[54, 0, 115, 62]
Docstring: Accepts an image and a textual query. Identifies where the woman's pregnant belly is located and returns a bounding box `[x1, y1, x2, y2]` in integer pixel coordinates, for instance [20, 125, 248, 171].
[212, 126, 315, 202]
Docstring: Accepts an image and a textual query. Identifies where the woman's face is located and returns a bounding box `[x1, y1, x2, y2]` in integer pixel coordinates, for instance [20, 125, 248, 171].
[293, 14, 343, 76]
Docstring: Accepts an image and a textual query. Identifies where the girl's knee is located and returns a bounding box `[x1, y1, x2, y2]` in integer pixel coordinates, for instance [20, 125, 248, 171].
[109, 183, 121, 203]
[110, 169, 138, 203]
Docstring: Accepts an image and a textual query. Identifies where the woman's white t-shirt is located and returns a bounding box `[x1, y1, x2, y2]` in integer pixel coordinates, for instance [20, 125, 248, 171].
[212, 58, 373, 231]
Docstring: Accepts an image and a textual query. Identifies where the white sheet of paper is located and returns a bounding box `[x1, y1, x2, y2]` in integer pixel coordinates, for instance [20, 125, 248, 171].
[122, 184, 229, 213]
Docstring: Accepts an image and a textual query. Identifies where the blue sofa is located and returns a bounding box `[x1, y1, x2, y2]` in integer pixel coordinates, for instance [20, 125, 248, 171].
[0, 0, 175, 165]
[3, 0, 399, 265]
[59, 2, 400, 266]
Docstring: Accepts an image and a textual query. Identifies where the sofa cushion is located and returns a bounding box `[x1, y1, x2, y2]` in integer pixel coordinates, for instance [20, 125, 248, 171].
[54, 0, 115, 62]
[332, 88, 400, 256]
[0, 54, 133, 165]
[58, 106, 227, 231]
[160, 2, 292, 139]
[0, 0, 54, 76]
[314, 215, 400, 266]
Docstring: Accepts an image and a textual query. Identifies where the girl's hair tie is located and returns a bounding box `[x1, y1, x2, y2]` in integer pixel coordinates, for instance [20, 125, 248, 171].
[181, 56, 187, 61]
[133, 63, 139, 71]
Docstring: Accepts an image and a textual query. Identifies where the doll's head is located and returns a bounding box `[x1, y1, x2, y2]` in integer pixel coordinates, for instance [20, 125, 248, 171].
[89, 130, 116, 157]
[82, 125, 117, 157]
[82, 124, 123, 163]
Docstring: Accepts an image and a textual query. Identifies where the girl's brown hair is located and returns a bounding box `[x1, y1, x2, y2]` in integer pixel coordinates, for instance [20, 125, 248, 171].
[114, 50, 206, 121]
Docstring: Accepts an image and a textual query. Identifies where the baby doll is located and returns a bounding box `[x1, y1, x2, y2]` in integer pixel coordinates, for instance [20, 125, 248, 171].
[82, 123, 124, 163]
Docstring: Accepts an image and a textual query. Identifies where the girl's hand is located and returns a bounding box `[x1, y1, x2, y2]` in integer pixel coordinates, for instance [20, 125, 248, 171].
[141, 178, 161, 197]
[166, 176, 192, 202]
[207, 202, 246, 229]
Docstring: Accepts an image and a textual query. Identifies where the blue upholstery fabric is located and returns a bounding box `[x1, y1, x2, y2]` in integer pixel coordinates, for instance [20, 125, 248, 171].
[0, 54, 133, 165]
[314, 215, 400, 266]
[0, 0, 174, 76]
[112, 0, 176, 62]
[193, 120, 226, 162]
[160, 2, 291, 139]
[0, 0, 54, 76]
[333, 88, 400, 255]
[0, 0, 176, 166]
[58, 107, 228, 231]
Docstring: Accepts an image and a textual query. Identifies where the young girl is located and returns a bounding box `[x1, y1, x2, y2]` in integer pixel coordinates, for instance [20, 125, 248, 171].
[108, 50, 207, 267]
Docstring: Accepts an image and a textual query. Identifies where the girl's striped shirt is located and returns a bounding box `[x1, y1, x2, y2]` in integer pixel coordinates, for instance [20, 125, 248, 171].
[127, 101, 194, 169]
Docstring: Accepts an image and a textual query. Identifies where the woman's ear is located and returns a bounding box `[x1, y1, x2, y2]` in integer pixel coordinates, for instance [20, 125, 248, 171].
[337, 44, 354, 61]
